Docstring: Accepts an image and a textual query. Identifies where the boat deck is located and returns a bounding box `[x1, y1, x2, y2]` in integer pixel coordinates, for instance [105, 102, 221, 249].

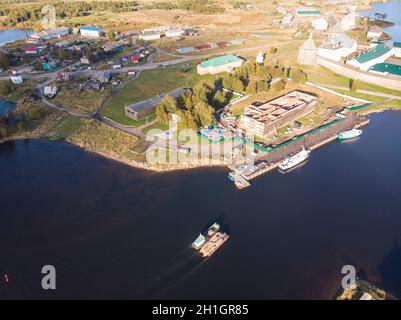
[199, 232, 229, 257]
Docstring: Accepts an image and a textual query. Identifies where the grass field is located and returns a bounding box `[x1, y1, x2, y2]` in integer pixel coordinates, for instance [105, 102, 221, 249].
[100, 65, 218, 126]
[304, 65, 401, 98]
[52, 85, 112, 114]
[332, 89, 385, 103]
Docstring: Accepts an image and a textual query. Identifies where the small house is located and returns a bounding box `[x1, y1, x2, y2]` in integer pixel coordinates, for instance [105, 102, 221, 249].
[43, 86, 58, 98]
[11, 76, 23, 84]
[80, 26, 105, 38]
[130, 54, 140, 64]
[24, 47, 46, 55]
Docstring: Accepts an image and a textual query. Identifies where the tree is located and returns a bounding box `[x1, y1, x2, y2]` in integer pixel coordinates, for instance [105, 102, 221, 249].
[193, 81, 213, 103]
[27, 107, 43, 120]
[349, 79, 359, 92]
[57, 48, 69, 60]
[181, 92, 197, 111]
[0, 80, 12, 96]
[107, 29, 115, 40]
[155, 95, 177, 125]
[0, 125, 7, 139]
[177, 110, 197, 131]
[256, 80, 269, 92]
[270, 79, 286, 92]
[291, 68, 307, 83]
[156, 104, 169, 125]
[246, 80, 258, 94]
[194, 101, 215, 127]
[212, 90, 228, 109]
[0, 52, 11, 69]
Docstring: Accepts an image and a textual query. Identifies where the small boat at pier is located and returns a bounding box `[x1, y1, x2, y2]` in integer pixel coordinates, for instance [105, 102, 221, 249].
[338, 128, 362, 141]
[279, 148, 310, 171]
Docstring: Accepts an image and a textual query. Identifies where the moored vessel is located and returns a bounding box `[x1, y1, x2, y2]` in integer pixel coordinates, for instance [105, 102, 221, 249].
[338, 128, 363, 141]
[279, 148, 310, 171]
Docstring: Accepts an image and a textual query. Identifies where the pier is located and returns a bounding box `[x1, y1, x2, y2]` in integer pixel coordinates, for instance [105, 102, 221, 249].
[232, 114, 370, 183]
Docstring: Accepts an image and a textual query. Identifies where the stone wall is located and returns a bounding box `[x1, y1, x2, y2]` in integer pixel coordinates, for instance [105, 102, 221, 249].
[316, 56, 401, 90]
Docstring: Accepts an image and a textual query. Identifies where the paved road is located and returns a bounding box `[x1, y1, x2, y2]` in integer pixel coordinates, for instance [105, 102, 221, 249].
[0, 41, 292, 81]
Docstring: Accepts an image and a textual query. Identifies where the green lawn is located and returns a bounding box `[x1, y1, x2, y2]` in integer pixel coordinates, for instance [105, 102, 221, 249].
[305, 65, 401, 98]
[100, 66, 218, 126]
[332, 89, 385, 102]
[141, 121, 169, 135]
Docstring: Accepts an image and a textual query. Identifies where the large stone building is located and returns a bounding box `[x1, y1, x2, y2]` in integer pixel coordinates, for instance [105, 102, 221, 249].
[197, 55, 244, 75]
[317, 23, 357, 62]
[297, 34, 317, 65]
[240, 91, 318, 137]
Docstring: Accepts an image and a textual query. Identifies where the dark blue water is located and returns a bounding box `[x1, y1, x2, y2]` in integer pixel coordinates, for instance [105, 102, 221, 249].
[1, 112, 401, 299]
[0, 99, 16, 115]
[359, 1, 401, 42]
[0, 29, 33, 46]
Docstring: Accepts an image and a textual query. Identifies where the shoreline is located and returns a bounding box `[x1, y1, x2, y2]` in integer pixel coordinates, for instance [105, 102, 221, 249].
[0, 132, 228, 173]
[2, 108, 400, 173]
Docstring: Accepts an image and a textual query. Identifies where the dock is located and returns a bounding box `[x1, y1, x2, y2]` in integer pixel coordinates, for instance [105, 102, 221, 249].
[228, 171, 251, 189]
[230, 115, 370, 183]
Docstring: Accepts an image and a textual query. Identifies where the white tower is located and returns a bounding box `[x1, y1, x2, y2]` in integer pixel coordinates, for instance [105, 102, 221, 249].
[256, 51, 264, 64]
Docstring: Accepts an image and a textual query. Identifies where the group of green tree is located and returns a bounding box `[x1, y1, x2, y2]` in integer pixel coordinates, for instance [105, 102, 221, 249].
[0, 1, 138, 27]
[144, 0, 224, 14]
[221, 61, 307, 95]
[0, 80, 13, 97]
[0, 52, 13, 69]
[156, 81, 230, 130]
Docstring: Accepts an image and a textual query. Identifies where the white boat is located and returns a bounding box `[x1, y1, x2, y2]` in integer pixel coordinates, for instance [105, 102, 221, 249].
[338, 128, 362, 140]
[207, 223, 220, 237]
[279, 148, 310, 171]
[192, 233, 206, 250]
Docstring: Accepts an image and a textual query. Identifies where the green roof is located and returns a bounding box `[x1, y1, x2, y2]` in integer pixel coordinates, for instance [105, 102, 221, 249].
[354, 44, 391, 63]
[394, 42, 401, 48]
[297, 9, 321, 15]
[200, 55, 243, 68]
[370, 63, 401, 76]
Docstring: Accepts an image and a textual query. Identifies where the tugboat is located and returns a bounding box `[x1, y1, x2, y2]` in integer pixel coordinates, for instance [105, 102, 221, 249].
[338, 128, 363, 141]
[279, 148, 310, 171]
[192, 223, 229, 257]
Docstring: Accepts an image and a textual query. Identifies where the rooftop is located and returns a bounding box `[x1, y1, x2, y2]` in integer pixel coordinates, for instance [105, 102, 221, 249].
[243, 91, 318, 124]
[353, 44, 391, 64]
[370, 63, 401, 76]
[200, 55, 243, 68]
[80, 26, 104, 32]
[297, 9, 321, 15]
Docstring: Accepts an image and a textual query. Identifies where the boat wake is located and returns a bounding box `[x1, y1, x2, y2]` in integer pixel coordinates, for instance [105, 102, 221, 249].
[135, 247, 205, 299]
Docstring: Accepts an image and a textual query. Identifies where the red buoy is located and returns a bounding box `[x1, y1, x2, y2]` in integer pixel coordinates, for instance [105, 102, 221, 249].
[4, 274, 9, 283]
